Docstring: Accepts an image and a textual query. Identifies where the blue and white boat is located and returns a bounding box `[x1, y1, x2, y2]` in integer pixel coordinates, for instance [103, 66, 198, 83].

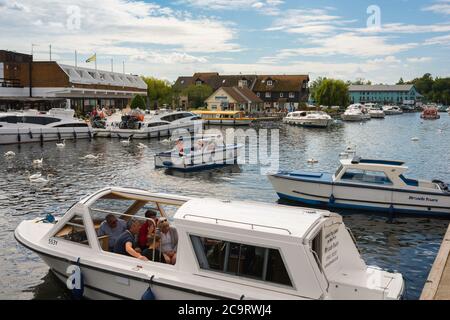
[155, 134, 243, 172]
[269, 156, 450, 216]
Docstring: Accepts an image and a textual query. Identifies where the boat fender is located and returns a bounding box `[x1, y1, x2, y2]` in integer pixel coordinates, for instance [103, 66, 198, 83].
[88, 130, 92, 140]
[57, 130, 61, 141]
[42, 213, 56, 224]
[240, 295, 245, 300]
[329, 194, 336, 204]
[29, 130, 33, 139]
[141, 276, 157, 300]
[17, 131, 21, 143]
[73, 130, 77, 140]
[40, 131, 44, 145]
[163, 161, 173, 167]
[67, 258, 85, 300]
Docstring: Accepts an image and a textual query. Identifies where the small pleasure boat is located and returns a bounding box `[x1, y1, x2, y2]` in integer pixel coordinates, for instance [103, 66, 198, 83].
[366, 104, 385, 119]
[155, 134, 243, 172]
[0, 108, 92, 145]
[192, 111, 256, 126]
[283, 111, 333, 128]
[382, 106, 403, 115]
[421, 107, 440, 120]
[15, 187, 404, 300]
[269, 156, 450, 216]
[341, 104, 370, 122]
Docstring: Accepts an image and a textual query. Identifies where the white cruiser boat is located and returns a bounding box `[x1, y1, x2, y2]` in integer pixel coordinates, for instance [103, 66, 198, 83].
[155, 134, 243, 172]
[15, 187, 404, 300]
[269, 156, 450, 216]
[365, 104, 385, 119]
[382, 106, 403, 115]
[283, 111, 333, 128]
[93, 110, 203, 139]
[0, 108, 92, 145]
[341, 104, 370, 122]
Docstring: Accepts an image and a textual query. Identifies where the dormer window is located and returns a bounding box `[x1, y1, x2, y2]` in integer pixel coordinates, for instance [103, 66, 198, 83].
[196, 80, 203, 86]
[238, 80, 247, 87]
[267, 80, 273, 86]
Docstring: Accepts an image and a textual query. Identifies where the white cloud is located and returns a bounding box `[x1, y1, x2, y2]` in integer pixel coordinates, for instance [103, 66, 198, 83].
[425, 34, 450, 45]
[130, 52, 208, 64]
[406, 57, 433, 63]
[182, 0, 283, 15]
[355, 23, 450, 34]
[0, 0, 239, 56]
[423, 0, 450, 15]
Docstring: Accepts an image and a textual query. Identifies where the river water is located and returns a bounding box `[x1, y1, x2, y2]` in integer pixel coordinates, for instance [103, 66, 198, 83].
[1, 113, 449, 300]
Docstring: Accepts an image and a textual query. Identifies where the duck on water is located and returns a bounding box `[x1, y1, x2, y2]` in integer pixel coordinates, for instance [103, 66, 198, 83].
[269, 156, 450, 216]
[15, 187, 404, 300]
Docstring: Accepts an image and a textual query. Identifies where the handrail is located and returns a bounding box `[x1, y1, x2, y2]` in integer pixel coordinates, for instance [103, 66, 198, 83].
[346, 227, 361, 254]
[310, 249, 330, 291]
[182, 214, 292, 235]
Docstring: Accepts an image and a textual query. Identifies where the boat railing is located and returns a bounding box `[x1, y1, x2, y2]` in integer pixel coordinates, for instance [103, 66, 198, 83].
[182, 214, 292, 235]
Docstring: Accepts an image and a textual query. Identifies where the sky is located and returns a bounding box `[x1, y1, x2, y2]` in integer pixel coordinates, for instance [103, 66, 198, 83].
[0, 0, 449, 83]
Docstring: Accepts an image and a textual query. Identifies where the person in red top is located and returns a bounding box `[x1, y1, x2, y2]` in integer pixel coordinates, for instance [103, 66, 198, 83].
[138, 209, 159, 251]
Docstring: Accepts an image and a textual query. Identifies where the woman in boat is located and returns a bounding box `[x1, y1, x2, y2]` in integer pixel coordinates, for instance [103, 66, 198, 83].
[138, 209, 160, 250]
[159, 220, 178, 265]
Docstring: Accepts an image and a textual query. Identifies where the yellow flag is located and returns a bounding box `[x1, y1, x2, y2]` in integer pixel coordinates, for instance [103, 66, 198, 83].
[86, 53, 96, 63]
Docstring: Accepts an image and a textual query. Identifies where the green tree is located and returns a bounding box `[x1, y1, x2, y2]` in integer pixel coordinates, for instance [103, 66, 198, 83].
[309, 77, 326, 102]
[142, 77, 174, 109]
[181, 84, 213, 109]
[314, 79, 349, 107]
[351, 78, 372, 85]
[397, 78, 404, 85]
[130, 95, 146, 109]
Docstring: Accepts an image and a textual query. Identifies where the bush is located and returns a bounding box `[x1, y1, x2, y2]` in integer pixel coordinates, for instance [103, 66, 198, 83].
[131, 95, 146, 110]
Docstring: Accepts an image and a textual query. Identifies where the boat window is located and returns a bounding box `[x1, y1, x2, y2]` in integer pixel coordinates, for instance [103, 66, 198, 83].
[0, 116, 18, 123]
[54, 123, 88, 128]
[335, 165, 344, 178]
[190, 236, 293, 287]
[148, 122, 169, 128]
[340, 169, 392, 185]
[54, 216, 90, 246]
[311, 230, 322, 266]
[22, 116, 61, 125]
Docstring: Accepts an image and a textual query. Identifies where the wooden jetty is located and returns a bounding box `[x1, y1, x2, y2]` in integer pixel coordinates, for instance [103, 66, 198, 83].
[421, 224, 450, 300]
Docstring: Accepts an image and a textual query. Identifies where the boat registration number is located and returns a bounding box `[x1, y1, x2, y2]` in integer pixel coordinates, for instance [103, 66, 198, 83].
[48, 238, 58, 246]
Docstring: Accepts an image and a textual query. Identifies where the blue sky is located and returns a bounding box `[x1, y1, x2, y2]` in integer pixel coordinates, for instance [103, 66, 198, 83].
[0, 0, 449, 83]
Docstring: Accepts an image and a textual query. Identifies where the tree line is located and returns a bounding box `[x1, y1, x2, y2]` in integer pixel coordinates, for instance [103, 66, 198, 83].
[398, 73, 450, 105]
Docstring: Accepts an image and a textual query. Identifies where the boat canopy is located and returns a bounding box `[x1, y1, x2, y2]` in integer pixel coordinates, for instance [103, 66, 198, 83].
[350, 157, 406, 167]
[174, 198, 334, 239]
[192, 110, 245, 116]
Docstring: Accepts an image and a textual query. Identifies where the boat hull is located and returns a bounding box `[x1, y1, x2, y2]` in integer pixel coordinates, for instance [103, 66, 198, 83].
[0, 127, 92, 145]
[203, 119, 253, 126]
[106, 122, 202, 139]
[269, 174, 450, 216]
[284, 119, 332, 128]
[341, 114, 369, 121]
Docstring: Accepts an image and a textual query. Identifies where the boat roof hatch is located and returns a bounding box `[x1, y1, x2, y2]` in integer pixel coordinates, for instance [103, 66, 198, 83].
[175, 198, 335, 238]
[347, 157, 406, 167]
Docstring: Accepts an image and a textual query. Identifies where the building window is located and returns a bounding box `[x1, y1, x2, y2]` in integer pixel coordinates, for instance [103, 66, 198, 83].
[238, 80, 248, 87]
[267, 80, 273, 86]
[256, 92, 260, 97]
[265, 92, 271, 98]
[289, 92, 295, 98]
[280, 92, 284, 98]
[196, 80, 203, 86]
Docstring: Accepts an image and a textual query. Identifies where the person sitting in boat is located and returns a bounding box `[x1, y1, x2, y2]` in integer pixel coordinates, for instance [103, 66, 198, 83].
[159, 220, 178, 265]
[176, 138, 185, 157]
[138, 209, 160, 251]
[97, 214, 127, 252]
[114, 218, 148, 261]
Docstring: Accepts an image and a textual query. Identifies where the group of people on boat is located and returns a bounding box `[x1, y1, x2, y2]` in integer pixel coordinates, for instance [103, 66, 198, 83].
[97, 210, 178, 265]
[175, 137, 222, 158]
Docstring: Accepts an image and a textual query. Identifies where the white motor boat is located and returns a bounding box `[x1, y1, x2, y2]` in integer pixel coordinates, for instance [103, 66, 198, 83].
[94, 110, 204, 140]
[283, 111, 333, 128]
[341, 104, 370, 122]
[15, 187, 404, 300]
[269, 156, 450, 216]
[0, 108, 92, 145]
[366, 105, 385, 119]
[155, 134, 243, 172]
[382, 106, 403, 115]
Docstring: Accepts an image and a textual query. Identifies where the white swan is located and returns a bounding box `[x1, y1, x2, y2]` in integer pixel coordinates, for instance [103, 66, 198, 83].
[33, 158, 44, 165]
[29, 173, 42, 180]
[120, 137, 131, 146]
[411, 137, 420, 141]
[81, 154, 102, 160]
[161, 138, 172, 144]
[137, 143, 148, 149]
[4, 151, 15, 157]
[56, 140, 66, 148]
[29, 174, 51, 184]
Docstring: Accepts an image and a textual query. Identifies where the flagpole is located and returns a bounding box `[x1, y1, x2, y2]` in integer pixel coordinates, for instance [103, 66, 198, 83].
[49, 45, 52, 61]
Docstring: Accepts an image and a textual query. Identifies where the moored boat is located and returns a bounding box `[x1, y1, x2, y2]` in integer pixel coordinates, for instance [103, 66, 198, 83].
[192, 110, 255, 126]
[15, 187, 404, 300]
[283, 111, 333, 128]
[367, 104, 385, 119]
[0, 108, 92, 145]
[341, 104, 370, 122]
[421, 107, 440, 120]
[155, 134, 243, 172]
[269, 156, 450, 216]
[382, 105, 403, 115]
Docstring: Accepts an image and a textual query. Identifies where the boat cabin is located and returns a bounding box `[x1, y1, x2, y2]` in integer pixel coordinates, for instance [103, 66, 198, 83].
[18, 187, 403, 299]
[192, 110, 249, 120]
[334, 157, 445, 191]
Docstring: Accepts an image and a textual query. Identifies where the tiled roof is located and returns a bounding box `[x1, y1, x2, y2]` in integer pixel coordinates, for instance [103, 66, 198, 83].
[349, 85, 415, 92]
[221, 86, 263, 104]
[252, 75, 309, 92]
